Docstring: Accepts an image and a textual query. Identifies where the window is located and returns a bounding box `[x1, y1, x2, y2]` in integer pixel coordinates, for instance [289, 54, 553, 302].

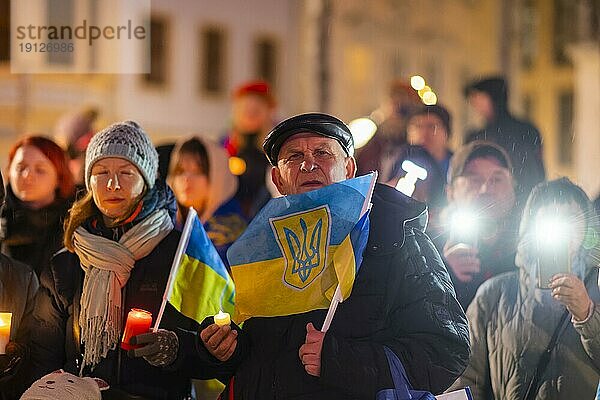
[47, 0, 74, 65]
[557, 90, 573, 164]
[0, 0, 9, 62]
[553, 0, 577, 65]
[200, 27, 226, 95]
[254, 36, 277, 86]
[88, 0, 99, 70]
[144, 16, 168, 85]
[520, 0, 537, 70]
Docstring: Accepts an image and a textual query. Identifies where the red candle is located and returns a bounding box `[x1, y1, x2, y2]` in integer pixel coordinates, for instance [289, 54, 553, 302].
[121, 308, 152, 350]
[0, 313, 11, 355]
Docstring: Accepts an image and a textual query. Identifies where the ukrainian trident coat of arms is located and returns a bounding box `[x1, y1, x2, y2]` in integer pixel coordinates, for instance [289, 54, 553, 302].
[270, 205, 331, 290]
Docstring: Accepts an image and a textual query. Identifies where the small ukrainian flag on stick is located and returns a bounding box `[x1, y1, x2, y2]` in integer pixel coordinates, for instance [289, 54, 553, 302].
[227, 172, 377, 329]
[154, 207, 235, 330]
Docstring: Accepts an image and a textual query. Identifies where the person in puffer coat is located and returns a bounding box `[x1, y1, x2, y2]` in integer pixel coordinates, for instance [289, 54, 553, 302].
[448, 177, 600, 399]
[20, 121, 200, 400]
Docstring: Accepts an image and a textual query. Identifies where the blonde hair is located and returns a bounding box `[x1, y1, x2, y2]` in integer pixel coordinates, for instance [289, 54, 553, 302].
[63, 186, 148, 252]
[63, 191, 97, 252]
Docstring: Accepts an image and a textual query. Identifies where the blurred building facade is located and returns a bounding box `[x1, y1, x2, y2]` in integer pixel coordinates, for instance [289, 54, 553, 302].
[319, 0, 504, 151]
[513, 0, 600, 196]
[0, 0, 300, 149]
[0, 0, 598, 195]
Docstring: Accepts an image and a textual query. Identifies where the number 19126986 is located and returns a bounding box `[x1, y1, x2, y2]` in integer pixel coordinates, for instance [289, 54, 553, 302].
[19, 42, 74, 52]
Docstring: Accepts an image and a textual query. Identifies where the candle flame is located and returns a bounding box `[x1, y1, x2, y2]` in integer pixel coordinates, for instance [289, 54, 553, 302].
[0, 313, 11, 327]
[130, 309, 152, 319]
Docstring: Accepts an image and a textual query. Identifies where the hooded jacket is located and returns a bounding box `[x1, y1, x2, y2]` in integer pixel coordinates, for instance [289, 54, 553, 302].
[448, 180, 600, 400]
[449, 254, 600, 399]
[465, 77, 545, 202]
[178, 183, 470, 399]
[174, 138, 247, 266]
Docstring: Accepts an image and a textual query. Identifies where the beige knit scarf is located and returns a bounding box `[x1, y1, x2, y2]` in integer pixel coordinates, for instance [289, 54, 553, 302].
[73, 208, 174, 371]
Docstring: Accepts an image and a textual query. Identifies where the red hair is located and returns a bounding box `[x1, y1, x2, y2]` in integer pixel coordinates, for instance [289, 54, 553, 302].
[8, 135, 75, 200]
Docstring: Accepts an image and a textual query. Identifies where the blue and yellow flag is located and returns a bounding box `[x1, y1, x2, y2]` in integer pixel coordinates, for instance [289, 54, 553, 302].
[227, 173, 376, 322]
[156, 208, 235, 328]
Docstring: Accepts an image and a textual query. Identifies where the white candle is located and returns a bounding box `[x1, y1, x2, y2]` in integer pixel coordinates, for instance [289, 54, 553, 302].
[214, 310, 231, 326]
[0, 313, 12, 355]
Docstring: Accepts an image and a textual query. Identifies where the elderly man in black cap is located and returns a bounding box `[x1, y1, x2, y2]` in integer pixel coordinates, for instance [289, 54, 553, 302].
[173, 113, 469, 399]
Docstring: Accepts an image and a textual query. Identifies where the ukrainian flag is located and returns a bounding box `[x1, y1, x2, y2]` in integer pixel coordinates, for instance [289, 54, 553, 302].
[227, 173, 376, 322]
[164, 208, 235, 324]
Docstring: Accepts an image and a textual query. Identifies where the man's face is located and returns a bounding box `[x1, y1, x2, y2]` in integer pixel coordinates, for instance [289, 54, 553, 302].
[448, 156, 515, 219]
[468, 91, 495, 121]
[406, 114, 448, 158]
[272, 133, 356, 195]
[233, 94, 273, 134]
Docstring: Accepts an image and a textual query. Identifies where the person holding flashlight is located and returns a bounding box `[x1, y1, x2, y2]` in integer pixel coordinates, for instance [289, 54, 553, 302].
[448, 178, 600, 400]
[441, 141, 519, 309]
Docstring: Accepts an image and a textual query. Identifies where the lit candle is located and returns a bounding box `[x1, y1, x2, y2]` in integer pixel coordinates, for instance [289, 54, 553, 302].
[214, 310, 231, 327]
[0, 313, 12, 355]
[121, 308, 152, 350]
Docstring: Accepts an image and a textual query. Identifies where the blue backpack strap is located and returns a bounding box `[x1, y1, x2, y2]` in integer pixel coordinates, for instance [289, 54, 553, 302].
[383, 346, 412, 397]
[382, 346, 438, 400]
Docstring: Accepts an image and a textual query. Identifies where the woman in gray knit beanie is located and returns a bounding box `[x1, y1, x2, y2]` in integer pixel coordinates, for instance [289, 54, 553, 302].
[23, 121, 198, 399]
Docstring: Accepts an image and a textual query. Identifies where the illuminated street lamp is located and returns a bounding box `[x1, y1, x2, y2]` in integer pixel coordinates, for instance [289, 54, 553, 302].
[418, 85, 432, 98]
[422, 91, 438, 105]
[410, 75, 426, 91]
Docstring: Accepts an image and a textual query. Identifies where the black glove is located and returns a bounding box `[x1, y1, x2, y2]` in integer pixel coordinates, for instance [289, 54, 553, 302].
[0, 341, 26, 382]
[128, 329, 178, 367]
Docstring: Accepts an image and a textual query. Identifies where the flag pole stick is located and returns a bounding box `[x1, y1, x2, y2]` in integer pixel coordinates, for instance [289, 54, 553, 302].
[321, 172, 378, 333]
[321, 285, 342, 332]
[153, 207, 196, 332]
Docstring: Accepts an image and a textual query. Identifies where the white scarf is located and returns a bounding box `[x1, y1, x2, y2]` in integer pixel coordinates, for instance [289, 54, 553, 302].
[73, 208, 173, 371]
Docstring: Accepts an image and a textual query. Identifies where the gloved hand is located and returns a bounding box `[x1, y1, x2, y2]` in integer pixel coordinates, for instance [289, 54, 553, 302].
[128, 329, 178, 367]
[0, 341, 26, 381]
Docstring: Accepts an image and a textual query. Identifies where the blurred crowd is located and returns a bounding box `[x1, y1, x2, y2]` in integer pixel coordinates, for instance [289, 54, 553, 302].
[0, 75, 599, 400]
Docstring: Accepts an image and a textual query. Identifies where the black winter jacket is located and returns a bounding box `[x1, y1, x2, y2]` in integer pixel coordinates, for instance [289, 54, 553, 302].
[23, 229, 198, 400]
[180, 184, 470, 399]
[0, 255, 39, 400]
[0, 186, 72, 278]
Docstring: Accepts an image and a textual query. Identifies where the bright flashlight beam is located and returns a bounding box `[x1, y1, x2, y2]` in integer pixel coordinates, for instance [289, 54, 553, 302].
[348, 117, 378, 149]
[535, 216, 571, 248]
[395, 160, 427, 197]
[401, 160, 427, 180]
[450, 209, 480, 238]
